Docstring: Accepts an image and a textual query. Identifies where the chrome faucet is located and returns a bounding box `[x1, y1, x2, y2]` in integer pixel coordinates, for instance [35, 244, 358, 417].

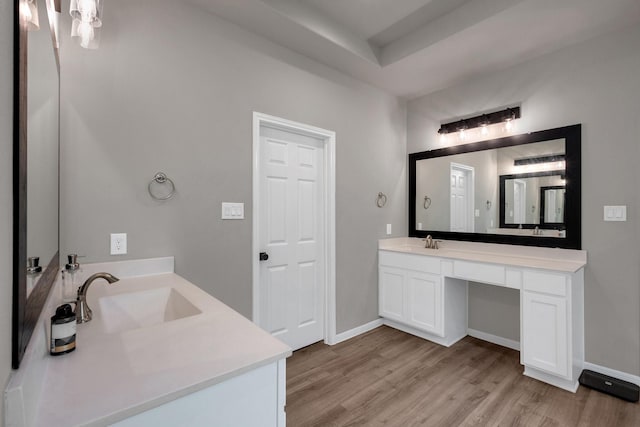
[424, 235, 440, 249]
[76, 272, 119, 324]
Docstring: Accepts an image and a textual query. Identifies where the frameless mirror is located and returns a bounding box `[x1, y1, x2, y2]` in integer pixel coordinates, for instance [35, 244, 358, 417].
[13, 0, 60, 368]
[409, 125, 581, 249]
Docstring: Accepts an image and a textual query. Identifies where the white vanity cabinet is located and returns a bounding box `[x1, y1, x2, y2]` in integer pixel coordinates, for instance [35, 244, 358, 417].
[378, 238, 587, 392]
[522, 291, 568, 377]
[379, 252, 443, 336]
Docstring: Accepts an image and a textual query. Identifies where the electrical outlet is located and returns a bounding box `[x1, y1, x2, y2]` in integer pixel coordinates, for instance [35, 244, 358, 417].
[110, 233, 127, 255]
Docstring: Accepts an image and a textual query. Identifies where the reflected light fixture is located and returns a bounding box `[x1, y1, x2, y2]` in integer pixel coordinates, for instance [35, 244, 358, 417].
[457, 120, 468, 140]
[21, 0, 40, 31]
[513, 154, 565, 166]
[437, 107, 521, 139]
[479, 114, 490, 136]
[70, 0, 103, 49]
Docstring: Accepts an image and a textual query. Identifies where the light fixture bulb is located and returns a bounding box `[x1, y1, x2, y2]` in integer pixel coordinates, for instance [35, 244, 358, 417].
[480, 124, 489, 136]
[20, 0, 32, 22]
[458, 129, 466, 140]
[78, 21, 95, 48]
[504, 119, 513, 132]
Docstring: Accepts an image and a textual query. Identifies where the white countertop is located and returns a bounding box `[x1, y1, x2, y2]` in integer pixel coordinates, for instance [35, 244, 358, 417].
[33, 273, 292, 427]
[379, 238, 587, 273]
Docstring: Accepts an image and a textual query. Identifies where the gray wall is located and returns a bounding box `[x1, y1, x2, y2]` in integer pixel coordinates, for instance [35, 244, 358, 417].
[0, 0, 13, 422]
[60, 0, 407, 333]
[408, 25, 640, 375]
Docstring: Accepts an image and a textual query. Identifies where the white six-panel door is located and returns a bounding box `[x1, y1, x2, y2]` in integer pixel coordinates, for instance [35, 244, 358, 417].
[450, 163, 474, 232]
[258, 128, 325, 351]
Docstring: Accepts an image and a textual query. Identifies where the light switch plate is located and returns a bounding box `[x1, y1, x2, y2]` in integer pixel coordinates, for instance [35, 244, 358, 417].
[604, 205, 627, 222]
[386, 224, 392, 235]
[222, 202, 244, 220]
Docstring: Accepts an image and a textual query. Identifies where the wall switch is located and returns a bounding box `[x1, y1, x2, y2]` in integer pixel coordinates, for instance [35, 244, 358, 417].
[110, 233, 127, 255]
[475, 209, 480, 217]
[386, 224, 392, 235]
[604, 205, 627, 222]
[222, 202, 244, 219]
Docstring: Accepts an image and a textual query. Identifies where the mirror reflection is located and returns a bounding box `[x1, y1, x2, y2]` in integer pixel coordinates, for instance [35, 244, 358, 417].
[26, 0, 59, 297]
[25, 0, 59, 298]
[415, 139, 566, 238]
[500, 172, 565, 232]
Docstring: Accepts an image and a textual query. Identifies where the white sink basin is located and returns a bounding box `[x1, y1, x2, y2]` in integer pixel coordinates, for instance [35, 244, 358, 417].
[99, 287, 202, 334]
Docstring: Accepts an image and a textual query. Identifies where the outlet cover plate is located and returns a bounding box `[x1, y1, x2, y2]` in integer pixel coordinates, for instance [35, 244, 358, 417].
[110, 233, 127, 255]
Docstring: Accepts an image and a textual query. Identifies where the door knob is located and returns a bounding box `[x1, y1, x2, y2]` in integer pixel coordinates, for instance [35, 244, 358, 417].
[259, 252, 269, 261]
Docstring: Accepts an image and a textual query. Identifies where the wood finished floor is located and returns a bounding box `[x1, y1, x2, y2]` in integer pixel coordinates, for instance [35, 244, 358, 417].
[286, 326, 640, 426]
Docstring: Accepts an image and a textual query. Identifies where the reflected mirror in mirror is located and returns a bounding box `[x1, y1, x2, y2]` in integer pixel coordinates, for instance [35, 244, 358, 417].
[541, 186, 566, 225]
[500, 171, 565, 231]
[409, 125, 581, 249]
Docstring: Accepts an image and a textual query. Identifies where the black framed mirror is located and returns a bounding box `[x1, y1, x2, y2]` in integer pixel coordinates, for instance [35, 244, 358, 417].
[13, 0, 61, 368]
[499, 171, 566, 230]
[409, 124, 581, 249]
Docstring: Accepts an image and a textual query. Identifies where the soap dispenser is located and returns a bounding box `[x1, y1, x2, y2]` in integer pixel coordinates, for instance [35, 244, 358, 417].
[62, 254, 83, 301]
[50, 304, 76, 355]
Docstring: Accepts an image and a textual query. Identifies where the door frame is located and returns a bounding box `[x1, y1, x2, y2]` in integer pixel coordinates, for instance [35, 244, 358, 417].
[449, 162, 475, 232]
[252, 112, 337, 345]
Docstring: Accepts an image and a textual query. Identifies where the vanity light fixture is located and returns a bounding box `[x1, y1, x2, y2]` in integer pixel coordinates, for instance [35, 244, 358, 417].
[20, 0, 40, 31]
[437, 107, 521, 138]
[70, 0, 103, 49]
[513, 154, 565, 166]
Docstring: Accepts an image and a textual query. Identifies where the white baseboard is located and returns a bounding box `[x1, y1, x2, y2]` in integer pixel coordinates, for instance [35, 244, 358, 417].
[467, 328, 520, 351]
[327, 319, 383, 345]
[583, 362, 640, 386]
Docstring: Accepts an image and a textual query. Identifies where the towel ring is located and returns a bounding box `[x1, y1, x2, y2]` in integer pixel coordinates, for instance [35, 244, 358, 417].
[376, 192, 387, 208]
[423, 196, 432, 210]
[148, 172, 176, 201]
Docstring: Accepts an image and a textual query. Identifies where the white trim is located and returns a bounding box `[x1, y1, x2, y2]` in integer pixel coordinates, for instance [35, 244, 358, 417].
[252, 112, 337, 346]
[328, 319, 384, 345]
[467, 328, 520, 351]
[583, 362, 640, 387]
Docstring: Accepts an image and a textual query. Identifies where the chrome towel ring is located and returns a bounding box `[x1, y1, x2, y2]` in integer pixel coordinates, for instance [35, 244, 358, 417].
[376, 192, 387, 208]
[148, 172, 176, 201]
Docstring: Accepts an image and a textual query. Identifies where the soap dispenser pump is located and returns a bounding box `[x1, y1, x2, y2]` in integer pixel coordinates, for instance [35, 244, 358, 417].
[62, 254, 83, 301]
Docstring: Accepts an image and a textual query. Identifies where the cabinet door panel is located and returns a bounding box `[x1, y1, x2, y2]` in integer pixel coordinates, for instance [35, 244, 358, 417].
[407, 272, 442, 335]
[522, 291, 568, 377]
[379, 267, 405, 321]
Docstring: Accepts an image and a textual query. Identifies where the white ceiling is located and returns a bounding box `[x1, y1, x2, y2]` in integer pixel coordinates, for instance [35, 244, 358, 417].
[187, 0, 640, 99]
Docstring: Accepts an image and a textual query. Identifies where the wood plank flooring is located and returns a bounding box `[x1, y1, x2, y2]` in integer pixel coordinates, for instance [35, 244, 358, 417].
[286, 326, 640, 426]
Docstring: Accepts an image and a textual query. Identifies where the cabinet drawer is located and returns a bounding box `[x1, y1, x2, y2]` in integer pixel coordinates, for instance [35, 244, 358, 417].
[523, 271, 567, 296]
[453, 260, 504, 285]
[379, 251, 440, 274]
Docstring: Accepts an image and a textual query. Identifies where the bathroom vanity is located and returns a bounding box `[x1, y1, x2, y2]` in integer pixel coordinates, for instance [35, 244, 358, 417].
[5, 258, 291, 427]
[378, 238, 586, 392]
